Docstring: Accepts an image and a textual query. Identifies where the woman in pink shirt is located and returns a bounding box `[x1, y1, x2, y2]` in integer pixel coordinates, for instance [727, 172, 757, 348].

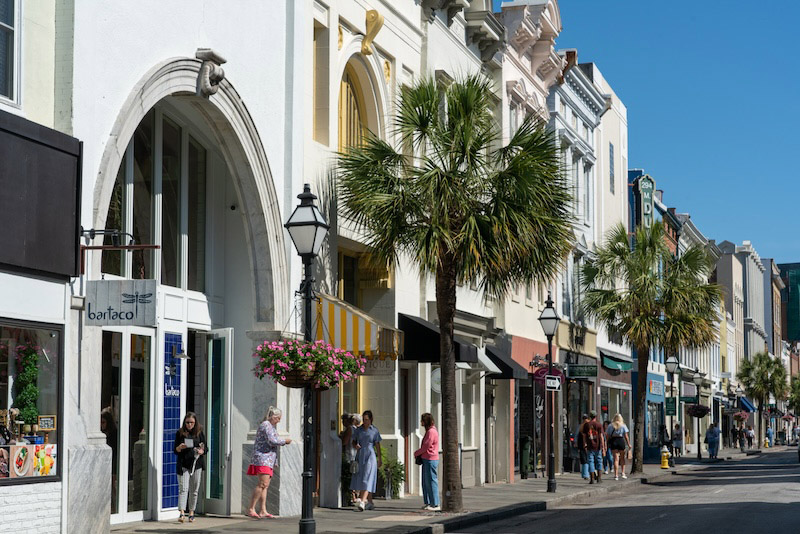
[414, 413, 440, 511]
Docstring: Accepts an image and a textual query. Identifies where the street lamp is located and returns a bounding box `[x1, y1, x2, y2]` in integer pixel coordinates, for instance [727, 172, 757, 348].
[538, 292, 560, 493]
[665, 355, 680, 465]
[285, 184, 329, 534]
[693, 369, 706, 461]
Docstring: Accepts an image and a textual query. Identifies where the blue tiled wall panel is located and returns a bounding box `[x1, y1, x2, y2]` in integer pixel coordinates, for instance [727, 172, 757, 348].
[162, 333, 182, 509]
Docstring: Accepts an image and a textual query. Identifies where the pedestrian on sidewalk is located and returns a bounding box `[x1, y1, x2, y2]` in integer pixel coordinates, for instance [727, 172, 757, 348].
[746, 425, 754, 449]
[414, 413, 440, 512]
[576, 414, 590, 479]
[766, 426, 774, 448]
[246, 406, 292, 519]
[582, 410, 605, 484]
[672, 423, 683, 458]
[608, 414, 630, 480]
[705, 423, 720, 459]
[738, 426, 746, 452]
[174, 412, 206, 523]
[729, 426, 738, 450]
[340, 413, 360, 505]
[351, 410, 382, 511]
[602, 420, 613, 475]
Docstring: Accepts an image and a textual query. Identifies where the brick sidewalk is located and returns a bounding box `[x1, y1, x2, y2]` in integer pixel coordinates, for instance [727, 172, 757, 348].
[113, 445, 774, 534]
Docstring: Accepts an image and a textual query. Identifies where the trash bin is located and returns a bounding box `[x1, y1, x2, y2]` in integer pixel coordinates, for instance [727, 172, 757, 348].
[520, 435, 531, 479]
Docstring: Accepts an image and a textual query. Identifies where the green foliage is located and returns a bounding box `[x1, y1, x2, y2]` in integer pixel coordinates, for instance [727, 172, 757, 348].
[13, 343, 39, 425]
[788, 376, 800, 414]
[378, 447, 405, 499]
[737, 351, 788, 410]
[582, 222, 722, 473]
[252, 339, 367, 389]
[336, 74, 573, 299]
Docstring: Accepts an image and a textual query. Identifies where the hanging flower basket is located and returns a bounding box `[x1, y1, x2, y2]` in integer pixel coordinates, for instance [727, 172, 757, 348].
[253, 339, 366, 390]
[687, 404, 710, 418]
[733, 411, 750, 422]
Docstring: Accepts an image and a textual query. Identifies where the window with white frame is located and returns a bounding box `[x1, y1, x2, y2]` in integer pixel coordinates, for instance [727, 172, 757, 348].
[0, 0, 17, 101]
[101, 106, 208, 292]
[609, 142, 615, 194]
[583, 165, 591, 223]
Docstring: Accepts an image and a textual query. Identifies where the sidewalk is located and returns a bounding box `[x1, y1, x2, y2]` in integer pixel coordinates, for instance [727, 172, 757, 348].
[113, 446, 770, 534]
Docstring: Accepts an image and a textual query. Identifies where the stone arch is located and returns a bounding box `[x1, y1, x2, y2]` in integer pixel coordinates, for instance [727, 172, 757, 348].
[336, 36, 389, 139]
[91, 57, 288, 328]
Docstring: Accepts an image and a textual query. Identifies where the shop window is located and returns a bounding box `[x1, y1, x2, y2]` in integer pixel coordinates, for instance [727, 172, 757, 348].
[102, 164, 126, 276]
[132, 110, 155, 279]
[461, 378, 475, 448]
[0, 0, 17, 101]
[338, 252, 359, 307]
[0, 322, 62, 485]
[647, 401, 663, 447]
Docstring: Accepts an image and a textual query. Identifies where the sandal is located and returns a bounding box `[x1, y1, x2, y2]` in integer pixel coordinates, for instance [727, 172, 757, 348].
[246, 511, 261, 519]
[260, 512, 275, 519]
[178, 513, 185, 523]
[188, 514, 195, 522]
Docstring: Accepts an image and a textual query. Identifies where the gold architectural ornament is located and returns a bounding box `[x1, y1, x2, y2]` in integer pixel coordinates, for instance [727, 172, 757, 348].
[338, 25, 343, 50]
[361, 10, 384, 56]
[383, 60, 391, 83]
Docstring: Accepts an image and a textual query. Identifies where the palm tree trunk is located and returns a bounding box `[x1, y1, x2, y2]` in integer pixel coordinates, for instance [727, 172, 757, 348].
[632, 345, 650, 474]
[758, 399, 764, 448]
[436, 255, 462, 512]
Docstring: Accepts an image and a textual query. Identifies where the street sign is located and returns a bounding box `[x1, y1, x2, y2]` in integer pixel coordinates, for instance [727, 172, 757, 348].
[666, 397, 677, 416]
[567, 364, 597, 378]
[679, 396, 696, 403]
[545, 375, 561, 391]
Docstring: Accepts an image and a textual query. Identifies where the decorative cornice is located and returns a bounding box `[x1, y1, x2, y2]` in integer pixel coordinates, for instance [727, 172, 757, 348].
[421, 0, 469, 25]
[465, 9, 507, 63]
[195, 48, 226, 98]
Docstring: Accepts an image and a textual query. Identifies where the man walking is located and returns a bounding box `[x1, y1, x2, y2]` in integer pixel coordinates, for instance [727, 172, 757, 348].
[582, 410, 605, 484]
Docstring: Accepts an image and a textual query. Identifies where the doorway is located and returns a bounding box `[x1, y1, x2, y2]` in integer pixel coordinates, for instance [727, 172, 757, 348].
[101, 327, 156, 524]
[185, 328, 233, 515]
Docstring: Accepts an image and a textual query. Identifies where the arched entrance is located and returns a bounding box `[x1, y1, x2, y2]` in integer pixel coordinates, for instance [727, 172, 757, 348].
[89, 57, 289, 522]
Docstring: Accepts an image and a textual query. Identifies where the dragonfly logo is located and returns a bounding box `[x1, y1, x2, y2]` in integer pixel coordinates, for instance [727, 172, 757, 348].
[122, 291, 152, 316]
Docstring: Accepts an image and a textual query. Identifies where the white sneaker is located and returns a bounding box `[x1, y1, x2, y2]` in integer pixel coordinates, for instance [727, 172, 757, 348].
[621, 474, 627, 479]
[357, 501, 365, 512]
[614, 476, 619, 481]
[603, 470, 609, 475]
[426, 505, 441, 511]
[365, 502, 374, 511]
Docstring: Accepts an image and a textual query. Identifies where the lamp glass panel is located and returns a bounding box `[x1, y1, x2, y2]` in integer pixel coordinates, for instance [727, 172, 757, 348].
[287, 225, 317, 255]
[312, 225, 328, 255]
[288, 205, 317, 224]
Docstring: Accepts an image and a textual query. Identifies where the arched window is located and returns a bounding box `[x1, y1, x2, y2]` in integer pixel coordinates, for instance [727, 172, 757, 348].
[338, 65, 366, 151]
[101, 106, 207, 293]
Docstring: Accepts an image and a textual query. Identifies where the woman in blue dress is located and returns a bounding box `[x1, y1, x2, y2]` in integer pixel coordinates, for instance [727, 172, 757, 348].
[350, 410, 382, 511]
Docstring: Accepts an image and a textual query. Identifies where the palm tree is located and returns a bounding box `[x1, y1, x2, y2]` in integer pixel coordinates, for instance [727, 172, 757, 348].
[582, 222, 721, 473]
[737, 351, 788, 445]
[337, 75, 573, 511]
[788, 375, 800, 415]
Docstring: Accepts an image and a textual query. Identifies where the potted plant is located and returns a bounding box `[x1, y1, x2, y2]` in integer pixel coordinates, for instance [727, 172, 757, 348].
[377, 448, 405, 499]
[252, 339, 366, 389]
[13, 343, 39, 432]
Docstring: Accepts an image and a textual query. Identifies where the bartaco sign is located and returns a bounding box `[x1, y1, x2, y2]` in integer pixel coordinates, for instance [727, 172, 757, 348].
[85, 279, 157, 326]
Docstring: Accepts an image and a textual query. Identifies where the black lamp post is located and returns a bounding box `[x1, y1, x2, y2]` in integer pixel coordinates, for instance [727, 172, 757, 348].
[285, 184, 329, 534]
[538, 292, 560, 493]
[665, 355, 680, 465]
[693, 369, 706, 461]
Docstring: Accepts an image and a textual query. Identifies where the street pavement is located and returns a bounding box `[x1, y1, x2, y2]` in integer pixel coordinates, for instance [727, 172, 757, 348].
[111, 447, 784, 533]
[454, 448, 800, 533]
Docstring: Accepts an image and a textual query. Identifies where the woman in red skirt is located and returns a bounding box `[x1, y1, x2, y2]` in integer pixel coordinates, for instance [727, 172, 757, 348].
[246, 406, 292, 518]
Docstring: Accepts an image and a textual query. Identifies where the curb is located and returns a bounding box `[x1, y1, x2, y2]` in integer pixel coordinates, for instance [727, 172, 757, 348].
[369, 462, 716, 534]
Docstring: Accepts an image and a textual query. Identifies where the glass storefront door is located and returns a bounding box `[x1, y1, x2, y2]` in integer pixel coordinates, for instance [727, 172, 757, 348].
[101, 327, 155, 524]
[203, 328, 232, 515]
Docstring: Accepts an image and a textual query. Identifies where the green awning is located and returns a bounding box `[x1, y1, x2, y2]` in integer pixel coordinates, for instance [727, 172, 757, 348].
[602, 354, 632, 371]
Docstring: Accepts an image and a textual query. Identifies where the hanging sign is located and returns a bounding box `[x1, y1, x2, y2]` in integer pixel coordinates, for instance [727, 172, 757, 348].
[665, 397, 677, 416]
[431, 367, 442, 394]
[567, 364, 597, 378]
[638, 175, 656, 228]
[85, 279, 157, 326]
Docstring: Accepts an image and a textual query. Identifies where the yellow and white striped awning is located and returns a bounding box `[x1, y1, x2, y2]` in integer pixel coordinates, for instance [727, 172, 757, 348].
[313, 293, 403, 360]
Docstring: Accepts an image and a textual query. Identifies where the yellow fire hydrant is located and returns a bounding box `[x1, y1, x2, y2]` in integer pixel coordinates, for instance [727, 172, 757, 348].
[660, 446, 671, 469]
[764, 437, 769, 448]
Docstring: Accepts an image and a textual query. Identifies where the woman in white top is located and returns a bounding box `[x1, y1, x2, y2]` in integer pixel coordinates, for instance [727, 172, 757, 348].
[607, 414, 631, 480]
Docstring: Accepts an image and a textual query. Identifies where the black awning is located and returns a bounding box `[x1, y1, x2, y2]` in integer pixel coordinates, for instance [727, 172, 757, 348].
[485, 339, 528, 380]
[398, 313, 478, 363]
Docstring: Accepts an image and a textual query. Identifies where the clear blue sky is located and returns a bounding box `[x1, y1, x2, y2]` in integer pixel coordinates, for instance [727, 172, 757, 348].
[493, 1, 799, 263]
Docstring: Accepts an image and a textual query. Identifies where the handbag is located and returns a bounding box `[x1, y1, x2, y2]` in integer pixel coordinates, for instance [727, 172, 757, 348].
[703, 437, 708, 444]
[415, 455, 423, 466]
